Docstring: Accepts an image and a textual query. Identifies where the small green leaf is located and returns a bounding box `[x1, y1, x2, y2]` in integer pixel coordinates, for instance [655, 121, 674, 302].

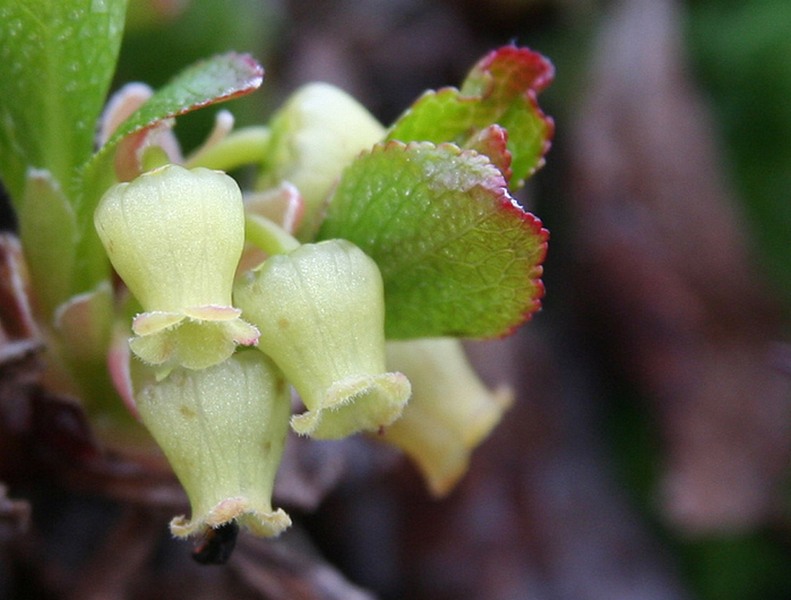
[386, 46, 554, 189]
[0, 0, 127, 205]
[81, 53, 263, 210]
[54, 281, 114, 401]
[317, 141, 548, 339]
[19, 170, 78, 319]
[104, 52, 263, 154]
[464, 125, 512, 181]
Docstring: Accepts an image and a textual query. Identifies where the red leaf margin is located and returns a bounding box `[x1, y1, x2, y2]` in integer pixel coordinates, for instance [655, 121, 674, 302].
[462, 45, 556, 182]
[320, 139, 549, 339]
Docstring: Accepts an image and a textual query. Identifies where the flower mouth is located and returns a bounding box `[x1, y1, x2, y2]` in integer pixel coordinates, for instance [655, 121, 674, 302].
[129, 310, 259, 371]
[170, 496, 292, 539]
[132, 305, 247, 335]
[291, 371, 411, 439]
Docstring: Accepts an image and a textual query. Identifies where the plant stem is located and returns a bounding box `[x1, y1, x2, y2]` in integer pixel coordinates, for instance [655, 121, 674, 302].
[186, 126, 271, 172]
[244, 214, 300, 256]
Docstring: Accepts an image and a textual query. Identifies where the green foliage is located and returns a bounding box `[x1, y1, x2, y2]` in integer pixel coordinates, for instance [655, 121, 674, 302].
[319, 141, 547, 339]
[82, 52, 264, 221]
[0, 0, 127, 205]
[18, 171, 77, 318]
[117, 0, 279, 150]
[386, 45, 554, 189]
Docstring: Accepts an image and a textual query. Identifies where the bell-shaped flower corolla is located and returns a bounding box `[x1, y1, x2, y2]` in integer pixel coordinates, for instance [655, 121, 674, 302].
[235, 239, 411, 439]
[381, 338, 513, 497]
[258, 83, 385, 237]
[94, 164, 259, 371]
[135, 351, 291, 538]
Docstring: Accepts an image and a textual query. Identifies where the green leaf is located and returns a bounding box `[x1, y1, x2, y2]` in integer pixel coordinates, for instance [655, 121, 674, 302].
[106, 52, 263, 152]
[0, 0, 127, 205]
[464, 125, 513, 181]
[317, 141, 547, 339]
[386, 46, 554, 189]
[18, 170, 78, 319]
[54, 281, 114, 406]
[80, 52, 264, 219]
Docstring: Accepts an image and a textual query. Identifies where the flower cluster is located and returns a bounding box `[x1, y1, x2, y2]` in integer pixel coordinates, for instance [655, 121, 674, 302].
[0, 0, 551, 562]
[91, 46, 550, 550]
[95, 163, 413, 540]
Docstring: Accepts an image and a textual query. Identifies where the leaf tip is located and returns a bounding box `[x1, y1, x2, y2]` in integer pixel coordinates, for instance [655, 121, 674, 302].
[475, 45, 556, 94]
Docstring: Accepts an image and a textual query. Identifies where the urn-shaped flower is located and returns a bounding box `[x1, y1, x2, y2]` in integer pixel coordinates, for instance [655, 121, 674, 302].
[259, 83, 385, 236]
[382, 338, 512, 496]
[235, 239, 411, 439]
[134, 352, 291, 538]
[94, 164, 259, 371]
